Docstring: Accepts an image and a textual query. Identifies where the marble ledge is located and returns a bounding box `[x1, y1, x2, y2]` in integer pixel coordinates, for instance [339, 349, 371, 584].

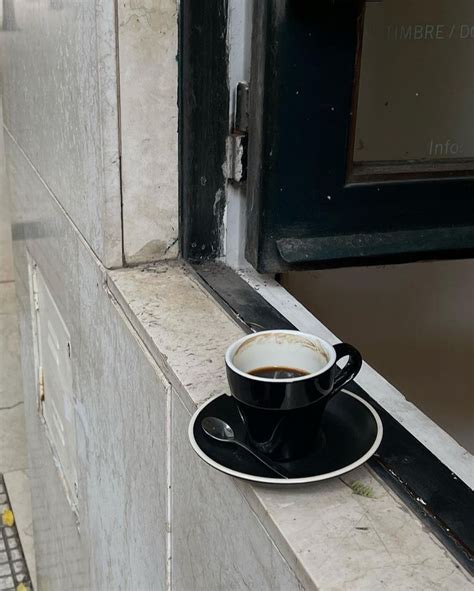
[3, 470, 36, 590]
[107, 261, 472, 590]
[107, 261, 242, 412]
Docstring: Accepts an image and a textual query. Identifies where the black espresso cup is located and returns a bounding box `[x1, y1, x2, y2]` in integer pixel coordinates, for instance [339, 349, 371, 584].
[225, 330, 362, 461]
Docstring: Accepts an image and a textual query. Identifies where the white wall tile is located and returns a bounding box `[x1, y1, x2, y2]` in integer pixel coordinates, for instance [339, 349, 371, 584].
[2, 0, 122, 267]
[118, 0, 179, 263]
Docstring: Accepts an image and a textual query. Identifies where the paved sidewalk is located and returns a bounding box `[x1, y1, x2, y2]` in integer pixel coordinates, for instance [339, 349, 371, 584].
[0, 475, 32, 590]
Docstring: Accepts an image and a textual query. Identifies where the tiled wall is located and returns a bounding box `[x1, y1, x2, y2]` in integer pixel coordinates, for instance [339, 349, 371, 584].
[1, 0, 173, 586]
[2, 0, 180, 269]
[7, 133, 170, 589]
[2, 0, 122, 268]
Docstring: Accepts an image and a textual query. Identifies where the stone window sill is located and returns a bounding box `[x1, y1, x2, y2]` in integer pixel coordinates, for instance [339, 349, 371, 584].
[106, 260, 472, 589]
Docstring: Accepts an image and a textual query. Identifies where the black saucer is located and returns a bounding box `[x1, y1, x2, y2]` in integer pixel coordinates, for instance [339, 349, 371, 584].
[188, 389, 383, 484]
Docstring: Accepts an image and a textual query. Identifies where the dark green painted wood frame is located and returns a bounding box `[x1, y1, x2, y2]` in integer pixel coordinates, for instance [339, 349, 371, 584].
[246, 1, 474, 272]
[179, 0, 229, 261]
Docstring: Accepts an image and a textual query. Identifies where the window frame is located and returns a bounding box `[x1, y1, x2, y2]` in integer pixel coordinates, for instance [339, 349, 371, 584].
[246, 1, 474, 272]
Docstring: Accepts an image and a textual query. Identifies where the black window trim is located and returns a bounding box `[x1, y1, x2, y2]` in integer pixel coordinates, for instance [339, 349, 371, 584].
[246, 1, 474, 272]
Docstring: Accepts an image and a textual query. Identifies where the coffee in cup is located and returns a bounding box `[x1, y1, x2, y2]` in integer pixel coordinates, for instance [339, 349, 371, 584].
[225, 330, 362, 461]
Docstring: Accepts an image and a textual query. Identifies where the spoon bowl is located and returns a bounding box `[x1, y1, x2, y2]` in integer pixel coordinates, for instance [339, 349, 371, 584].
[201, 416, 288, 479]
[201, 416, 235, 442]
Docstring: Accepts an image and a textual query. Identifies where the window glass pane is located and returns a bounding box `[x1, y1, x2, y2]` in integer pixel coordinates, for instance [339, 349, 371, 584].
[352, 0, 474, 179]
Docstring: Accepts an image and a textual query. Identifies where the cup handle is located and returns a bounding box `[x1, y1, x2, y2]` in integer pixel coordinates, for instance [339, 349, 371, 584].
[332, 343, 362, 394]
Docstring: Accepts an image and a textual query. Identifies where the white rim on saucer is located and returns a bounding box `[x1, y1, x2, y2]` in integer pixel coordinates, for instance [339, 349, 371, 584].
[188, 389, 383, 485]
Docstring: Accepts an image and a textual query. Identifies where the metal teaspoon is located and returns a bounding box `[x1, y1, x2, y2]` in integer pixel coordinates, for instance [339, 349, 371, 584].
[201, 416, 289, 479]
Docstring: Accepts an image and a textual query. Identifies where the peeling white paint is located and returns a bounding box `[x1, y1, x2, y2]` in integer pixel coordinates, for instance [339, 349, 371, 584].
[223, 0, 252, 269]
[213, 188, 225, 216]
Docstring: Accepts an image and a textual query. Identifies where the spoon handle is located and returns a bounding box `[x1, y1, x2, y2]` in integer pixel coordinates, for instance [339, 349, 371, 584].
[234, 441, 289, 479]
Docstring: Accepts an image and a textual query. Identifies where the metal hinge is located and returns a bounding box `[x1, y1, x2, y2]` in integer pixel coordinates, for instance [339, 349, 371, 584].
[227, 81, 249, 184]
